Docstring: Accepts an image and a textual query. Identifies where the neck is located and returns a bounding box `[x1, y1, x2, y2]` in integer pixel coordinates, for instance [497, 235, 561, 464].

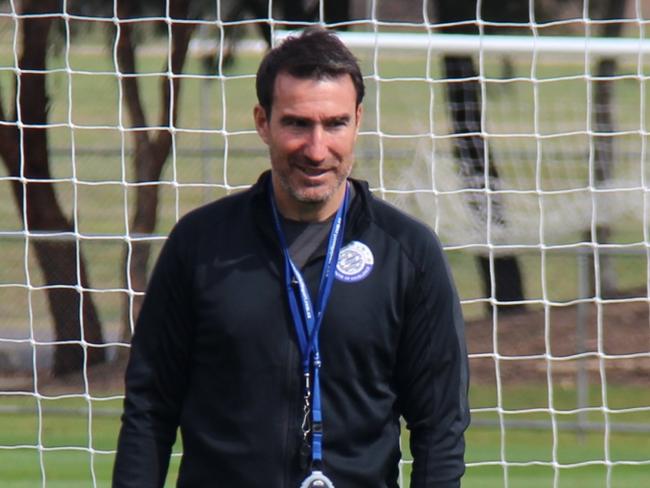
[281, 203, 336, 222]
[272, 180, 347, 223]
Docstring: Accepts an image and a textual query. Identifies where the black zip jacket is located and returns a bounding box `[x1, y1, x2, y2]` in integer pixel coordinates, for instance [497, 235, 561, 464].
[113, 172, 469, 487]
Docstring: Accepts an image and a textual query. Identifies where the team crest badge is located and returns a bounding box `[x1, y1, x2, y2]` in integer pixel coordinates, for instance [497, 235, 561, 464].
[335, 241, 374, 283]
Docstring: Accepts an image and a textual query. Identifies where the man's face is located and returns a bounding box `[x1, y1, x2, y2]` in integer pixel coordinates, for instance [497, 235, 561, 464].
[254, 72, 362, 220]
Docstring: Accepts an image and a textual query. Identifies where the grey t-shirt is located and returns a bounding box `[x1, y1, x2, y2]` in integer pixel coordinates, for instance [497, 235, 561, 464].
[281, 186, 356, 270]
[282, 217, 332, 270]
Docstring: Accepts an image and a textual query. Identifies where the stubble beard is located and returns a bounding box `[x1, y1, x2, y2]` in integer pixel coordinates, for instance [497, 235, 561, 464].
[276, 157, 353, 208]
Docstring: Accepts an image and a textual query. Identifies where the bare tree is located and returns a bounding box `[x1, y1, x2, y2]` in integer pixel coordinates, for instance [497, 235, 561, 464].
[200, 0, 351, 69]
[0, 0, 105, 377]
[433, 0, 629, 305]
[115, 0, 195, 347]
[434, 0, 528, 313]
[588, 0, 628, 297]
[113, 0, 353, 347]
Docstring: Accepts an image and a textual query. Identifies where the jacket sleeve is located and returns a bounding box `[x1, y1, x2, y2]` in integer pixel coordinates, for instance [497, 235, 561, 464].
[396, 232, 470, 488]
[113, 223, 195, 488]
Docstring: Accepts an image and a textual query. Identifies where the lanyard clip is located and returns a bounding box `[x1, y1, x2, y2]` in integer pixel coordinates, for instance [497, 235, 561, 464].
[299, 470, 335, 488]
[304, 371, 311, 394]
[301, 371, 312, 439]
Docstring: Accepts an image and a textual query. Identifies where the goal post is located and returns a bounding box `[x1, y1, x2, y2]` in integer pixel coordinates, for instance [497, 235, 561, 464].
[272, 30, 650, 55]
[0, 1, 649, 487]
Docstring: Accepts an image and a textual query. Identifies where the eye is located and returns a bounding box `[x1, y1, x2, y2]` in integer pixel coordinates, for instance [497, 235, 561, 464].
[325, 118, 350, 129]
[282, 117, 310, 129]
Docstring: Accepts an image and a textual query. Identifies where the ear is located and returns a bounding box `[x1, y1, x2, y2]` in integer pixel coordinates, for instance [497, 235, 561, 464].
[354, 104, 363, 140]
[355, 104, 363, 130]
[254, 104, 270, 145]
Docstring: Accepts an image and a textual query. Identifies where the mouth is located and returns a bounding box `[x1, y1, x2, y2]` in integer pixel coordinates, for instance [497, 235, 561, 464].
[296, 165, 330, 178]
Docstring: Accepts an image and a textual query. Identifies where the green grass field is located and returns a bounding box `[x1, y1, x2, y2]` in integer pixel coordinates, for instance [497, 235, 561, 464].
[1, 24, 649, 487]
[1, 42, 647, 327]
[1, 385, 649, 487]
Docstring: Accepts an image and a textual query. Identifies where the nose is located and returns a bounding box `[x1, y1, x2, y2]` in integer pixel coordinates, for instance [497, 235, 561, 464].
[303, 126, 328, 163]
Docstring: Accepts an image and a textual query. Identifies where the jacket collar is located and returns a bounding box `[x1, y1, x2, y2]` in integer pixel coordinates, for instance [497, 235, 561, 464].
[249, 170, 372, 245]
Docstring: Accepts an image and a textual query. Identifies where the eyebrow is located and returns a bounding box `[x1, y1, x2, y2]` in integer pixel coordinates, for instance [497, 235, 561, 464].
[279, 114, 352, 126]
[326, 115, 352, 125]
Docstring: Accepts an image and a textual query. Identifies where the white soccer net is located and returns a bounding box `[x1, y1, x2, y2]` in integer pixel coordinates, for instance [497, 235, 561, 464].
[0, 0, 649, 486]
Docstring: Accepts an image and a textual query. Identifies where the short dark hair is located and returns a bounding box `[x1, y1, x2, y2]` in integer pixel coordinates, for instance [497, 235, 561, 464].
[256, 28, 365, 115]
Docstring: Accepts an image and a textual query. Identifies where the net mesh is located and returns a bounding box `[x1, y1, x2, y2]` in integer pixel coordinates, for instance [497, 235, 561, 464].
[0, 0, 649, 486]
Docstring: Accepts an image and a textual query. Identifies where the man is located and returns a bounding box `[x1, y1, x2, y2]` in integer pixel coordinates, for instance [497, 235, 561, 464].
[113, 28, 469, 488]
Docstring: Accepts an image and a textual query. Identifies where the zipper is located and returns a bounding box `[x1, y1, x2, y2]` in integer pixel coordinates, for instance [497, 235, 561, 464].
[283, 323, 300, 488]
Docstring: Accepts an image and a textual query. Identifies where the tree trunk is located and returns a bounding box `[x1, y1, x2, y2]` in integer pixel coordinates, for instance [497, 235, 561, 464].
[0, 0, 105, 377]
[435, 0, 526, 314]
[116, 0, 194, 349]
[444, 55, 526, 313]
[589, 56, 618, 297]
[585, 0, 627, 297]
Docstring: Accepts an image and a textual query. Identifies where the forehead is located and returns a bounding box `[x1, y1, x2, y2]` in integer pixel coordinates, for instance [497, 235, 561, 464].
[271, 72, 357, 116]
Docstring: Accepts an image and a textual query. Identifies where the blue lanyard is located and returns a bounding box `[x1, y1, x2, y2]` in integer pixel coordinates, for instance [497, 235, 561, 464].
[269, 181, 350, 468]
